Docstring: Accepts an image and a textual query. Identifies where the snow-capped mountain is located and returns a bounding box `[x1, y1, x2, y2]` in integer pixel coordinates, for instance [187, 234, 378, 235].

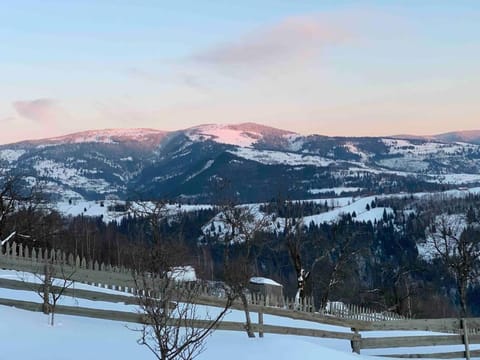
[16, 128, 169, 147]
[184, 122, 295, 148]
[1, 123, 480, 202]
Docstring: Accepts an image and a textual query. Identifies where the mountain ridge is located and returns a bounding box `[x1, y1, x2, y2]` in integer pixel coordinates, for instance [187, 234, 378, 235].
[3, 122, 480, 147]
[2, 122, 480, 203]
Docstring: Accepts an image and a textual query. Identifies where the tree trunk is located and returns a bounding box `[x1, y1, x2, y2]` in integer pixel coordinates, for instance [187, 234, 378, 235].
[42, 263, 51, 315]
[458, 277, 468, 317]
[320, 270, 335, 310]
[320, 292, 329, 312]
[240, 292, 255, 338]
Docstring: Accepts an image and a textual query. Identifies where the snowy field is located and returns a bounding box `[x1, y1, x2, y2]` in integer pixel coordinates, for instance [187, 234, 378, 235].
[0, 270, 478, 360]
[55, 187, 480, 224]
[55, 199, 213, 222]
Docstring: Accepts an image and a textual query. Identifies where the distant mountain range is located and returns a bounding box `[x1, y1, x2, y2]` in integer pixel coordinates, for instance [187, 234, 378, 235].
[393, 130, 480, 144]
[1, 123, 480, 203]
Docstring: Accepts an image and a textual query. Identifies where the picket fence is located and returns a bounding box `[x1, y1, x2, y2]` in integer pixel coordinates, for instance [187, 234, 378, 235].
[0, 241, 404, 321]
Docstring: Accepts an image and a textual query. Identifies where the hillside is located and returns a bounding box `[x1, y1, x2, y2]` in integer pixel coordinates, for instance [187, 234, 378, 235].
[1, 123, 480, 203]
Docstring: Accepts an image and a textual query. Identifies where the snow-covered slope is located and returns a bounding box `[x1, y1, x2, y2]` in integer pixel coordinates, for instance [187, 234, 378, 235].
[26, 128, 169, 147]
[55, 199, 213, 222]
[185, 122, 294, 147]
[201, 187, 480, 240]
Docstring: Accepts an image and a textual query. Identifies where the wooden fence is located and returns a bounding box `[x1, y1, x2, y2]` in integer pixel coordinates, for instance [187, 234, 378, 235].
[350, 318, 480, 359]
[0, 241, 404, 321]
[0, 296, 354, 341]
[1, 273, 480, 359]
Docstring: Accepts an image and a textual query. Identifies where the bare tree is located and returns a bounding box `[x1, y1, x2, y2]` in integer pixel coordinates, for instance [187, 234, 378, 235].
[0, 175, 52, 248]
[0, 176, 24, 245]
[212, 202, 271, 338]
[317, 224, 364, 309]
[34, 258, 75, 326]
[282, 207, 365, 310]
[283, 215, 310, 305]
[132, 242, 233, 360]
[127, 198, 233, 359]
[129, 200, 170, 244]
[425, 214, 480, 316]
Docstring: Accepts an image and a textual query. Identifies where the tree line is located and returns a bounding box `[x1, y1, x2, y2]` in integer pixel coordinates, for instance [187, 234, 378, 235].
[3, 175, 480, 320]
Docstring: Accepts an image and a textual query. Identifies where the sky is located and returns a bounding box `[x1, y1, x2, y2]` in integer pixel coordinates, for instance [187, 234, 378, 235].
[0, 0, 479, 144]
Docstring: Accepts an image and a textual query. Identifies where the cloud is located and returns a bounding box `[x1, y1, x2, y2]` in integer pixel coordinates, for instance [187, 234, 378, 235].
[192, 15, 350, 70]
[12, 98, 65, 124]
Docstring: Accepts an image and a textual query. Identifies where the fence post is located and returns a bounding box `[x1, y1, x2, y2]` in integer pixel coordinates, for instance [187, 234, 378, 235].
[258, 308, 264, 338]
[462, 318, 471, 360]
[351, 328, 361, 354]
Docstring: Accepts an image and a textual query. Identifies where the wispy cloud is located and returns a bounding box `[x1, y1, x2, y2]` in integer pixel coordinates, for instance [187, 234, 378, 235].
[191, 15, 350, 71]
[12, 98, 65, 124]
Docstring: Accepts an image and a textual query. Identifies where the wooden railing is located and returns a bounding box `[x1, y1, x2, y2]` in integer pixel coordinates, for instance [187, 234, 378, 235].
[350, 318, 480, 359]
[0, 296, 354, 341]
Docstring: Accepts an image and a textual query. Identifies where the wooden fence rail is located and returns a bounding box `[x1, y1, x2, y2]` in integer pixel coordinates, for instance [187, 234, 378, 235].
[0, 297, 354, 341]
[361, 334, 467, 349]
[353, 317, 480, 334]
[0, 278, 138, 305]
[350, 317, 480, 359]
[381, 350, 480, 359]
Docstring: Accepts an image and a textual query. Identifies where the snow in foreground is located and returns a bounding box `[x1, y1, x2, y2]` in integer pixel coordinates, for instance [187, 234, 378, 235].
[0, 305, 372, 360]
[0, 268, 359, 360]
[1, 269, 478, 360]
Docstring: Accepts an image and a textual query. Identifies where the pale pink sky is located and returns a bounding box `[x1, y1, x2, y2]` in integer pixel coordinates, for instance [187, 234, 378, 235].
[1, 1, 479, 144]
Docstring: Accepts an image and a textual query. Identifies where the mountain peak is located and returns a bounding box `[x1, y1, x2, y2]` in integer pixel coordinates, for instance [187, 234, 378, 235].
[228, 122, 296, 136]
[185, 122, 296, 147]
[433, 130, 480, 144]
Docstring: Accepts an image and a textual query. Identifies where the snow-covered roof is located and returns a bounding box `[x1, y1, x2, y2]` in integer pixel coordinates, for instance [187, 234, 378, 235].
[250, 277, 282, 287]
[168, 266, 197, 282]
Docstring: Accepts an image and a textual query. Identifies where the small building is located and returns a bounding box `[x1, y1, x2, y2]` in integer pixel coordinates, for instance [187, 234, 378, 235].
[248, 277, 284, 305]
[168, 266, 197, 282]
